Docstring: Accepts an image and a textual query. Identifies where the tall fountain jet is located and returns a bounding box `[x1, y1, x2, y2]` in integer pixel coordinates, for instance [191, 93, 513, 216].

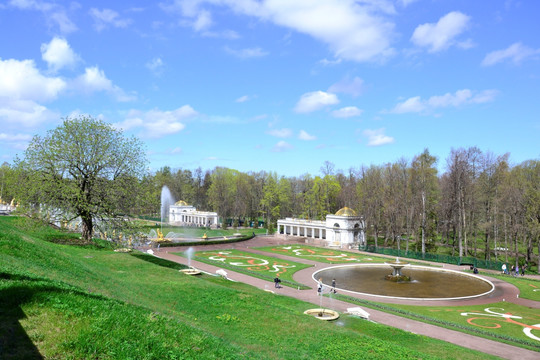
[160, 186, 175, 231]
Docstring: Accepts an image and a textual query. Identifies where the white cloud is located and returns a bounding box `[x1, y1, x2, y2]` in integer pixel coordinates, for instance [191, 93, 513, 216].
[389, 89, 498, 114]
[272, 140, 293, 152]
[146, 57, 164, 75]
[163, 0, 396, 63]
[390, 96, 425, 113]
[294, 91, 339, 113]
[267, 128, 292, 138]
[0, 57, 66, 127]
[398, 0, 419, 6]
[0, 132, 32, 141]
[9, 0, 77, 33]
[0, 58, 66, 102]
[328, 76, 364, 97]
[114, 105, 198, 138]
[41, 37, 79, 72]
[193, 9, 212, 31]
[363, 128, 394, 146]
[482, 42, 540, 66]
[318, 58, 342, 66]
[0, 98, 59, 127]
[235, 95, 250, 103]
[74, 66, 136, 102]
[224, 46, 269, 59]
[89, 8, 132, 31]
[411, 11, 471, 52]
[298, 130, 316, 141]
[332, 106, 364, 118]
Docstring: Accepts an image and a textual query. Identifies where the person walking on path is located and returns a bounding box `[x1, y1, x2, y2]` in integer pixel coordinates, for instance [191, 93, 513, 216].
[317, 278, 323, 295]
[331, 278, 337, 294]
[274, 276, 281, 288]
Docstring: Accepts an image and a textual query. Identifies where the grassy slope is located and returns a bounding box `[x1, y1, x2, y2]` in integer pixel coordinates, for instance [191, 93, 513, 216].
[0, 217, 498, 359]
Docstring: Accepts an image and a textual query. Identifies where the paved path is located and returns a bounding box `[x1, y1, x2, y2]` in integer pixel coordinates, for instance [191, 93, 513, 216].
[150, 236, 539, 360]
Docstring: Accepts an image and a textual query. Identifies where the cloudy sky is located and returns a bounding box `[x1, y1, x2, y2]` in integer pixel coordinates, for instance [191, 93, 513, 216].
[0, 0, 538, 175]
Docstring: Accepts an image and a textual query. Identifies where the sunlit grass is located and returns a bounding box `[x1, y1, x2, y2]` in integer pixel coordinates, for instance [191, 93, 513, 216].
[0, 216, 513, 359]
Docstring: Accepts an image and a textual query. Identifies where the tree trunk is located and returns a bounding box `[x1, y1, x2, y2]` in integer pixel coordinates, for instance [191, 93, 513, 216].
[504, 214, 508, 262]
[484, 229, 490, 261]
[421, 191, 426, 255]
[473, 228, 477, 257]
[514, 231, 519, 270]
[81, 214, 93, 242]
[537, 239, 540, 274]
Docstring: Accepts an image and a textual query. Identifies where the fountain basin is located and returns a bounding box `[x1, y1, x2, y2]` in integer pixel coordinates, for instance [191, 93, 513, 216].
[304, 308, 339, 321]
[314, 264, 494, 300]
[180, 267, 201, 275]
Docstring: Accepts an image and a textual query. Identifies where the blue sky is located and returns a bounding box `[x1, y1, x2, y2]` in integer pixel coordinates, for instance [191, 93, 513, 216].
[0, 0, 538, 176]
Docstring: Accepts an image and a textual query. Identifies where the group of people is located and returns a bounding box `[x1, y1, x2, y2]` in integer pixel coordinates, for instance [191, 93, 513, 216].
[501, 263, 526, 276]
[317, 278, 337, 295]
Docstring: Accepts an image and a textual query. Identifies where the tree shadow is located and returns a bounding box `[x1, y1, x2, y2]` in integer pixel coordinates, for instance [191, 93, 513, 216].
[0, 281, 44, 359]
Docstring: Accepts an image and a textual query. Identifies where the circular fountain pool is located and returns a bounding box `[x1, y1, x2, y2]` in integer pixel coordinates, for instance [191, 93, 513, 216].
[314, 264, 494, 300]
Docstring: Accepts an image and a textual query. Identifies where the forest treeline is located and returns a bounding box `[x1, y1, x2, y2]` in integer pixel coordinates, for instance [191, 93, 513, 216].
[1, 147, 538, 268]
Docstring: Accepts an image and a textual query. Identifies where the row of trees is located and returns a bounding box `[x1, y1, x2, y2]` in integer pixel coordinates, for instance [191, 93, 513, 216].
[1, 117, 538, 270]
[134, 149, 538, 267]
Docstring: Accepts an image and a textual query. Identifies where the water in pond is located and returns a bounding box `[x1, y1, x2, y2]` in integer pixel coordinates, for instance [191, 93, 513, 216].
[314, 265, 493, 299]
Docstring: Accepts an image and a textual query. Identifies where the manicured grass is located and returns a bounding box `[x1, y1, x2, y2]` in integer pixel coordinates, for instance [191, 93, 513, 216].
[336, 294, 540, 352]
[175, 248, 312, 289]
[0, 216, 511, 359]
[142, 224, 267, 239]
[257, 244, 434, 266]
[479, 273, 540, 301]
[1, 274, 244, 359]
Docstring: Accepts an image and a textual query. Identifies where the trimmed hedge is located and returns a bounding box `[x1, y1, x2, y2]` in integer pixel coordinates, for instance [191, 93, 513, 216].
[362, 245, 506, 271]
[155, 234, 256, 248]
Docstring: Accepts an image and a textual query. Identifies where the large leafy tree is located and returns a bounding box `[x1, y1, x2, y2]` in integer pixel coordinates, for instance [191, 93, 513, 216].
[17, 116, 147, 241]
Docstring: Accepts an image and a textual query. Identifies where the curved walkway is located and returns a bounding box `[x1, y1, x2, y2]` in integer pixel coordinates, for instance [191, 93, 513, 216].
[152, 236, 539, 360]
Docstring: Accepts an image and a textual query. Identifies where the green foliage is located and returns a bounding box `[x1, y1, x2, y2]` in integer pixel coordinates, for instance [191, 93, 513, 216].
[15, 116, 148, 240]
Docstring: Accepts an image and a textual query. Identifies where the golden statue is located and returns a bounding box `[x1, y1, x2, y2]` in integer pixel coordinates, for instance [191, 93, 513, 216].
[10, 198, 15, 207]
[202, 233, 208, 240]
[156, 229, 164, 242]
[128, 236, 133, 247]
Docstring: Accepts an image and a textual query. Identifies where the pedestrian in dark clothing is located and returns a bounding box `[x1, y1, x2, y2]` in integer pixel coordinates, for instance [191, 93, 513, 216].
[331, 278, 336, 294]
[274, 276, 281, 288]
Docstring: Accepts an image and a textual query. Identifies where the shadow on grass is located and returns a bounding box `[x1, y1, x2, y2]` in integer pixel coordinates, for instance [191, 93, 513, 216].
[0, 275, 47, 359]
[0, 271, 119, 360]
[130, 252, 189, 270]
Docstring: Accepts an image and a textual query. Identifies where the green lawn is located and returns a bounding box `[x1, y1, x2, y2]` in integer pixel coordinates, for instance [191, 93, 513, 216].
[336, 295, 540, 352]
[175, 248, 312, 289]
[257, 244, 435, 266]
[480, 273, 540, 301]
[0, 216, 514, 359]
[143, 225, 267, 239]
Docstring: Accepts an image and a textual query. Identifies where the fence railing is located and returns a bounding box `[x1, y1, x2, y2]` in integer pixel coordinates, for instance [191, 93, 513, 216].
[361, 245, 505, 271]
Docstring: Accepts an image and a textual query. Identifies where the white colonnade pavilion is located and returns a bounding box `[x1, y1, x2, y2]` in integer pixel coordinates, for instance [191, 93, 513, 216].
[169, 201, 219, 228]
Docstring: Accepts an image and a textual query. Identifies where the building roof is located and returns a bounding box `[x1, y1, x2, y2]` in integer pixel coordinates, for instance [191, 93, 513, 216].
[335, 207, 357, 217]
